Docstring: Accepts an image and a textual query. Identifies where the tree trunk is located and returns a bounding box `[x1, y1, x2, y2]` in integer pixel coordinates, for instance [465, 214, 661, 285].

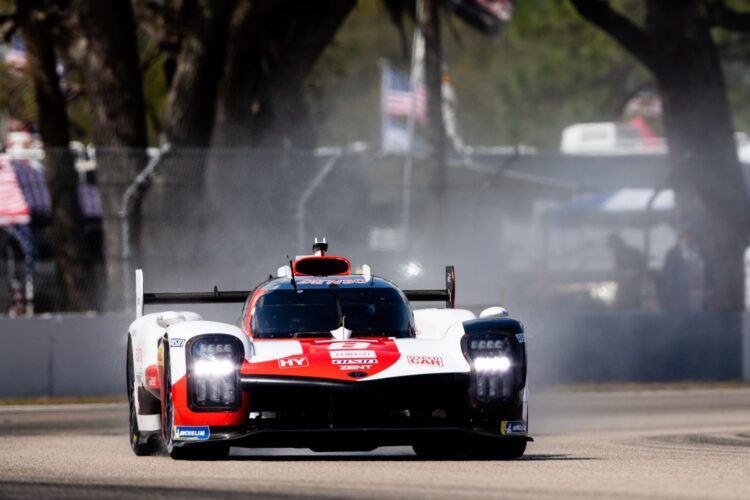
[69, 0, 149, 309]
[138, 0, 235, 286]
[419, 0, 447, 254]
[18, 1, 93, 311]
[213, 0, 356, 149]
[163, 0, 235, 148]
[647, 0, 750, 310]
[571, 0, 750, 311]
[211, 0, 267, 148]
[252, 1, 356, 148]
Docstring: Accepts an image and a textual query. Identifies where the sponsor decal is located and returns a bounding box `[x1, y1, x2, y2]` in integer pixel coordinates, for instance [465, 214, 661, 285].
[332, 359, 378, 365]
[298, 278, 368, 286]
[327, 342, 373, 350]
[338, 364, 373, 371]
[330, 350, 376, 359]
[314, 339, 374, 345]
[516, 334, 525, 343]
[500, 420, 527, 435]
[407, 355, 444, 367]
[170, 338, 185, 348]
[278, 356, 309, 369]
[174, 426, 210, 441]
[348, 371, 368, 378]
[135, 347, 143, 363]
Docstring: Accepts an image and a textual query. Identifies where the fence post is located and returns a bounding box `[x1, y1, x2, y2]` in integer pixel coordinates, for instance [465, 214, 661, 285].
[743, 312, 750, 381]
[118, 144, 172, 307]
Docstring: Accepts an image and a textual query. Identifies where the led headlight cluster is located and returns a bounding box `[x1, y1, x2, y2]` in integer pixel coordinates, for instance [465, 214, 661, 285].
[474, 355, 511, 373]
[466, 334, 514, 402]
[469, 339, 508, 351]
[188, 337, 242, 410]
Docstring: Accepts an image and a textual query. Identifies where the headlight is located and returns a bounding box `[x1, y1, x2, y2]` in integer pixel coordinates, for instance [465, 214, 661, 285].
[474, 355, 511, 373]
[193, 359, 236, 377]
[188, 336, 243, 411]
[464, 333, 515, 403]
[469, 338, 508, 351]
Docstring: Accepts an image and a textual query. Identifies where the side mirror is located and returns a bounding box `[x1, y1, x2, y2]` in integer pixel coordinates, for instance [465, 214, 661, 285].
[479, 306, 509, 318]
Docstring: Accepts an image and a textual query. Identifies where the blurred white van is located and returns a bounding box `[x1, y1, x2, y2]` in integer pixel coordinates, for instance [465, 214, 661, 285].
[561, 122, 666, 155]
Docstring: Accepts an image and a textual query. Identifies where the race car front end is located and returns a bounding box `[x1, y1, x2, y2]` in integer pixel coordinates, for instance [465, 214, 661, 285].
[164, 323, 529, 459]
[133, 255, 530, 460]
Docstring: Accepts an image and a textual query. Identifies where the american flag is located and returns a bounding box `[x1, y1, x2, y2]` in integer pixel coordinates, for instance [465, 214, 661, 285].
[383, 65, 427, 123]
[0, 158, 31, 225]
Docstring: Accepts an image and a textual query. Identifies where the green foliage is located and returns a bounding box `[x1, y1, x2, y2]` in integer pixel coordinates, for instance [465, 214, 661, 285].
[0, 64, 36, 129]
[1, 0, 748, 149]
[311, 0, 654, 149]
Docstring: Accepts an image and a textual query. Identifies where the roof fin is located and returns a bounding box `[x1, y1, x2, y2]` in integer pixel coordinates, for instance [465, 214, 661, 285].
[312, 237, 328, 256]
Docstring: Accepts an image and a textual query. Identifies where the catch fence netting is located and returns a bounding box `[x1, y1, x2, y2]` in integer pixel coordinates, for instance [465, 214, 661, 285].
[0, 145, 677, 316]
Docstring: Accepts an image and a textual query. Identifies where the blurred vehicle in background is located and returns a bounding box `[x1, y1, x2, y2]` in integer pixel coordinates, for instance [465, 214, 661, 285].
[560, 121, 666, 155]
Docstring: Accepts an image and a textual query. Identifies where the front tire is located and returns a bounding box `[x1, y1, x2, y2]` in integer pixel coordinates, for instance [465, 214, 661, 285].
[127, 337, 160, 456]
[162, 343, 230, 461]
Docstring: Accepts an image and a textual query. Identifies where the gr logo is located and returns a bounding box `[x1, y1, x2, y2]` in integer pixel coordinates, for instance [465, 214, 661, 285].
[278, 357, 309, 369]
[169, 338, 185, 348]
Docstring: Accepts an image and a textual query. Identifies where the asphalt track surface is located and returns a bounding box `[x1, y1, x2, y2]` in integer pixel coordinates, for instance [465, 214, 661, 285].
[0, 388, 749, 499]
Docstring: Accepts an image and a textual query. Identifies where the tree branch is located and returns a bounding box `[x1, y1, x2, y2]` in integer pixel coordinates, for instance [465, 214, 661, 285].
[569, 0, 655, 73]
[383, 0, 412, 62]
[709, 1, 750, 32]
[0, 11, 17, 41]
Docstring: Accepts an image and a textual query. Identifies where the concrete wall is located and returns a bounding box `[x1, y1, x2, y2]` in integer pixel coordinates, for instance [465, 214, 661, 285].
[525, 312, 746, 385]
[0, 312, 747, 397]
[0, 314, 129, 397]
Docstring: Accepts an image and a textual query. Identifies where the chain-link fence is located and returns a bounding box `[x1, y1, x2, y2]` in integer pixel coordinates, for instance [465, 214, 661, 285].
[1, 145, 694, 316]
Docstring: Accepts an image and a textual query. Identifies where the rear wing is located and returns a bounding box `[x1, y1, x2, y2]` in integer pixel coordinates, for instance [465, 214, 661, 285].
[403, 266, 455, 309]
[134, 265, 456, 318]
[135, 269, 249, 319]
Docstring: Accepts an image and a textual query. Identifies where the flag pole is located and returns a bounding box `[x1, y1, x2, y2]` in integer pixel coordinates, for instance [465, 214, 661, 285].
[401, 0, 425, 239]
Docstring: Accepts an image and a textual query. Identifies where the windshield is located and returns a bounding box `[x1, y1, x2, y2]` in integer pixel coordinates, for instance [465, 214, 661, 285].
[251, 287, 414, 339]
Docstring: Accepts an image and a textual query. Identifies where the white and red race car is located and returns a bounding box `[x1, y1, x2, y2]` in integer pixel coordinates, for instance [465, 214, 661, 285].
[127, 242, 530, 459]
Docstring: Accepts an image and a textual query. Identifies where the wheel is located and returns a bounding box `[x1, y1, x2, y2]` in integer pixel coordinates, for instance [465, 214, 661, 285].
[465, 439, 527, 460]
[163, 343, 230, 461]
[127, 337, 160, 456]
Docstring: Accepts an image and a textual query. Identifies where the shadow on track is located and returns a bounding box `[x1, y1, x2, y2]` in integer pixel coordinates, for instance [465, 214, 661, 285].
[224, 451, 596, 462]
[519, 454, 597, 461]
[0, 481, 318, 500]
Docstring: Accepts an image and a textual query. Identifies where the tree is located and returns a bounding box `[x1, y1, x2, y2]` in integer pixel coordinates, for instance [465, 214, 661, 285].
[570, 0, 750, 311]
[213, 0, 357, 148]
[63, 0, 149, 308]
[16, 0, 93, 310]
[161, 0, 235, 149]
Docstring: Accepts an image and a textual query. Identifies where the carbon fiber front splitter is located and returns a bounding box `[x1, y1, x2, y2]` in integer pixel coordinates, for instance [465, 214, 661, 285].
[172, 425, 532, 451]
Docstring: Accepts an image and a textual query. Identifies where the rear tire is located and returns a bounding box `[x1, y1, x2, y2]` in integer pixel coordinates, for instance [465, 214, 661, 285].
[127, 337, 160, 456]
[163, 344, 230, 461]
